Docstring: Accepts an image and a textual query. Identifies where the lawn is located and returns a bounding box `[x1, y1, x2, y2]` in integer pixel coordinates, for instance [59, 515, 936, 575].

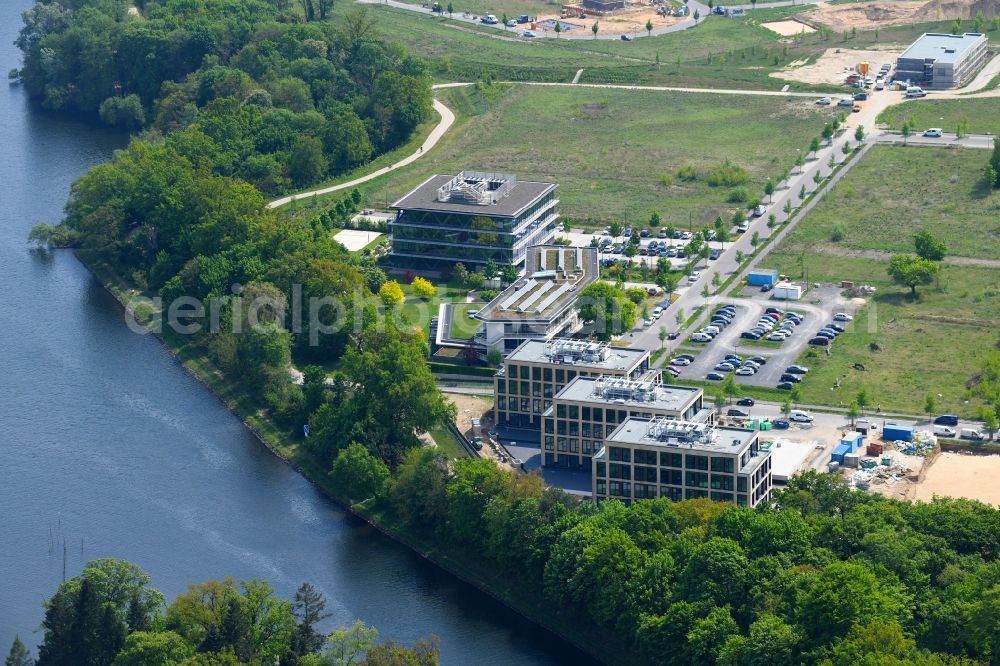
[758, 145, 1000, 414]
[429, 426, 470, 459]
[342, 84, 838, 229]
[399, 278, 474, 333]
[450, 302, 482, 339]
[877, 98, 1000, 135]
[762, 145, 1000, 261]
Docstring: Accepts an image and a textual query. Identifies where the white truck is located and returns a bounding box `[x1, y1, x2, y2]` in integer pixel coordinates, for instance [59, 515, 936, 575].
[906, 86, 927, 98]
[960, 428, 987, 441]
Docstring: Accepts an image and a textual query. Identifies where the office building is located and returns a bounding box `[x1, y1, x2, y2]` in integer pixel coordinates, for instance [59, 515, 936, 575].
[593, 417, 772, 507]
[494, 338, 654, 429]
[541, 376, 708, 469]
[895, 33, 989, 89]
[390, 171, 559, 269]
[473, 245, 597, 358]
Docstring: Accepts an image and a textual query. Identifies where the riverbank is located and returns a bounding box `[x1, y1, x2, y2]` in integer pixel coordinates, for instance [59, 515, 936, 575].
[78, 251, 624, 666]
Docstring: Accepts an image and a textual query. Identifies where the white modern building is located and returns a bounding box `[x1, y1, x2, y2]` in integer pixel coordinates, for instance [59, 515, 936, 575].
[895, 33, 989, 89]
[593, 417, 772, 507]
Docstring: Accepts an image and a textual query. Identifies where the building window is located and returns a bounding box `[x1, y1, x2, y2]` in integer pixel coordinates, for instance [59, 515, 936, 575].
[685, 471, 708, 488]
[596, 480, 606, 495]
[556, 404, 566, 418]
[609, 463, 631, 480]
[737, 494, 747, 507]
[583, 440, 593, 454]
[544, 420, 554, 434]
[593, 408, 603, 422]
[582, 407, 591, 421]
[686, 455, 708, 470]
[660, 452, 682, 468]
[660, 469, 682, 485]
[711, 491, 733, 503]
[532, 383, 541, 397]
[609, 447, 632, 463]
[520, 398, 529, 412]
[557, 438, 567, 452]
[582, 423, 591, 438]
[569, 405, 579, 419]
[596, 462, 607, 477]
[711, 475, 734, 491]
[661, 486, 683, 501]
[557, 420, 567, 435]
[635, 466, 658, 483]
[543, 368, 552, 381]
[685, 489, 708, 499]
[711, 457, 735, 474]
[556, 369, 565, 383]
[520, 365, 529, 379]
[544, 436, 554, 451]
[737, 477, 747, 492]
[532, 367, 541, 380]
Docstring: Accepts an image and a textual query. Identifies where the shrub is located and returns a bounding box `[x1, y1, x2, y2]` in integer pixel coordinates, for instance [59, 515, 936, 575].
[478, 289, 500, 302]
[705, 160, 749, 187]
[379, 280, 405, 306]
[727, 187, 749, 203]
[676, 165, 698, 181]
[626, 287, 648, 304]
[411, 276, 437, 299]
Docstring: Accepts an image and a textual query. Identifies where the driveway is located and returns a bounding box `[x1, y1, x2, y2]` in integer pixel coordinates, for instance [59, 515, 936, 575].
[874, 131, 994, 150]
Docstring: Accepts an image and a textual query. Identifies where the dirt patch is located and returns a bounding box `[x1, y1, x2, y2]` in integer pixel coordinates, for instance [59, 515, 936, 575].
[761, 19, 817, 36]
[447, 392, 494, 436]
[923, 0, 1000, 20]
[771, 47, 901, 85]
[803, 1, 930, 31]
[535, 6, 683, 35]
[912, 451, 1000, 506]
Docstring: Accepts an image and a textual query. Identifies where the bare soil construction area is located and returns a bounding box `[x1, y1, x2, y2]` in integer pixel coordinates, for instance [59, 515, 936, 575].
[912, 452, 1000, 506]
[801, 0, 997, 32]
[772, 47, 902, 84]
[534, 7, 682, 35]
[761, 19, 817, 36]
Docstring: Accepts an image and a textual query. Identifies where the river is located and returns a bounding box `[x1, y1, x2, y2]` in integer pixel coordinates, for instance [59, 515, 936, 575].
[0, 3, 590, 663]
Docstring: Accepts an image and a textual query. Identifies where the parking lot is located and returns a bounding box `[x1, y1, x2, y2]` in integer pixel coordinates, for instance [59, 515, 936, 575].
[563, 231, 731, 270]
[668, 284, 859, 389]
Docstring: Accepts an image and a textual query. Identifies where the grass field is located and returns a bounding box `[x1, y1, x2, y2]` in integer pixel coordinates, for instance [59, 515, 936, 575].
[337, 3, 972, 90]
[343, 84, 838, 228]
[765, 145, 1000, 261]
[399, 278, 474, 333]
[759, 144, 1000, 415]
[450, 302, 482, 338]
[877, 98, 1000, 135]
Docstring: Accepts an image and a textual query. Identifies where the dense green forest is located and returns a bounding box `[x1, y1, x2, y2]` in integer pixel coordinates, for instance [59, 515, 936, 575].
[15, 0, 432, 193]
[7, 559, 438, 665]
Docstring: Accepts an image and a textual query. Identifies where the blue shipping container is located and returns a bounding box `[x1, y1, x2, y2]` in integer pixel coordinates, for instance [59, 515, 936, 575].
[841, 432, 863, 452]
[747, 269, 779, 287]
[882, 424, 914, 442]
[831, 442, 851, 464]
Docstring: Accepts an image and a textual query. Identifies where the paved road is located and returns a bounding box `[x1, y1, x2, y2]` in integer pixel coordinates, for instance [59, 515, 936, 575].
[267, 95, 456, 208]
[874, 131, 994, 149]
[519, 80, 842, 97]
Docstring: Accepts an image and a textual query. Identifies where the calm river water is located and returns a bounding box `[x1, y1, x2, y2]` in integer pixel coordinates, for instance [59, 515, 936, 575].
[0, 3, 589, 662]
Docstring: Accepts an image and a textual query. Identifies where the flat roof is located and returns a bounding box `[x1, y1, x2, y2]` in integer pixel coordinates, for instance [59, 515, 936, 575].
[505, 338, 648, 371]
[606, 417, 758, 454]
[762, 439, 816, 482]
[477, 246, 598, 322]
[392, 173, 556, 218]
[554, 376, 701, 413]
[899, 33, 986, 64]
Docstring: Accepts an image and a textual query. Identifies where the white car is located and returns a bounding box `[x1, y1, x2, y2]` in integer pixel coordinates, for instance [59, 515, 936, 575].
[521, 29, 536, 38]
[736, 367, 756, 376]
[922, 128, 943, 138]
[691, 333, 712, 343]
[688, 271, 701, 282]
[737, 220, 750, 233]
[670, 357, 692, 366]
[644, 318, 653, 327]
[815, 97, 832, 106]
[789, 411, 814, 423]
[767, 333, 788, 341]
[833, 312, 853, 321]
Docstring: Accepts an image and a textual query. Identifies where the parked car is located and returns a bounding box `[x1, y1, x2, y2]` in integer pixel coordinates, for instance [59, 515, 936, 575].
[780, 373, 802, 383]
[658, 229, 668, 238]
[640, 229, 650, 237]
[786, 365, 809, 374]
[706, 372, 726, 381]
[692, 333, 712, 342]
[727, 409, 749, 417]
[750, 356, 767, 365]
[675, 354, 695, 362]
[714, 363, 735, 372]
[933, 414, 959, 426]
[854, 92, 868, 101]
[472, 436, 484, 450]
[670, 357, 692, 366]
[737, 398, 755, 406]
[815, 96, 832, 105]
[923, 127, 943, 137]
[752, 204, 767, 217]
[826, 323, 846, 333]
[738, 220, 750, 233]
[776, 382, 794, 390]
[773, 419, 790, 429]
[932, 425, 956, 438]
[837, 96, 855, 107]
[833, 312, 852, 321]
[741, 331, 762, 340]
[620, 33, 633, 41]
[736, 367, 756, 376]
[709, 249, 721, 260]
[789, 410, 813, 423]
[767, 333, 788, 342]
[665, 366, 682, 377]
[808, 336, 831, 346]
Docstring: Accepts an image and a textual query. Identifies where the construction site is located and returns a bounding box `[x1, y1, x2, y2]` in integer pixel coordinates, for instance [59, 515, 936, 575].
[529, 0, 685, 35]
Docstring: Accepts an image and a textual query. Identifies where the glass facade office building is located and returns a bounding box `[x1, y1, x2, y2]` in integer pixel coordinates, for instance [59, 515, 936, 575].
[390, 172, 559, 269]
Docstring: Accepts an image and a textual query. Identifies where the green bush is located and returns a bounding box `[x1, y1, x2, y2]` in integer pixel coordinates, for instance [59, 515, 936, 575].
[829, 224, 847, 242]
[706, 160, 749, 187]
[727, 187, 749, 203]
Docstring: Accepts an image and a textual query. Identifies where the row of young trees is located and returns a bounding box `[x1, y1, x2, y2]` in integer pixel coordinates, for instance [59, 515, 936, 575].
[7, 558, 438, 665]
[16, 1, 432, 194]
[332, 444, 1000, 665]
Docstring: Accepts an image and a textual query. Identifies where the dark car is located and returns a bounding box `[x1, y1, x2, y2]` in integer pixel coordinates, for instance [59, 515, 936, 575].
[727, 409, 749, 418]
[826, 323, 846, 332]
[737, 398, 755, 406]
[808, 336, 831, 346]
[776, 382, 794, 390]
[772, 419, 790, 429]
[709, 249, 721, 260]
[621, 33, 633, 41]
[750, 356, 767, 365]
[667, 332, 679, 340]
[786, 365, 809, 374]
[675, 353, 695, 362]
[780, 373, 802, 383]
[765, 307, 783, 315]
[815, 330, 837, 339]
[741, 331, 762, 340]
[760, 283, 773, 292]
[706, 372, 726, 381]
[934, 414, 959, 426]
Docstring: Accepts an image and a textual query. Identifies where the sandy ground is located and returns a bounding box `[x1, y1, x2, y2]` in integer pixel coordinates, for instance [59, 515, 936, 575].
[535, 6, 682, 35]
[448, 392, 494, 436]
[772, 47, 901, 85]
[912, 452, 1000, 506]
[803, 0, 937, 32]
[761, 19, 816, 36]
[333, 229, 382, 252]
